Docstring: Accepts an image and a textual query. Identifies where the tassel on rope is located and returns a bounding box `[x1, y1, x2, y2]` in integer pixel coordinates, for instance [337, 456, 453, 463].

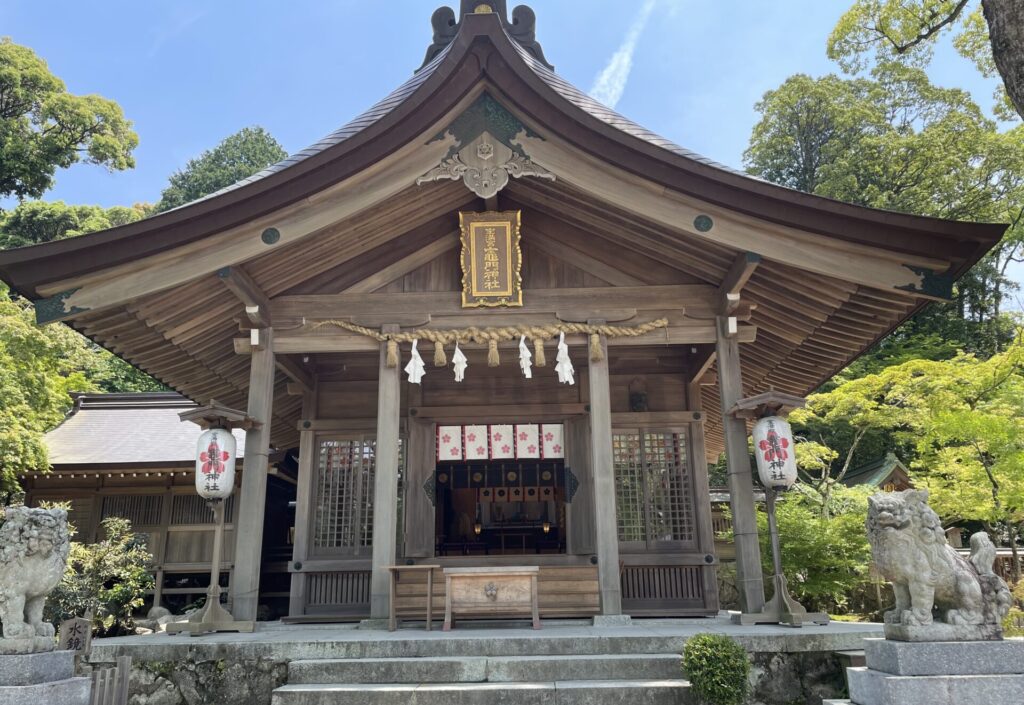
[533, 338, 546, 367]
[433, 340, 447, 367]
[386, 339, 399, 368]
[589, 333, 604, 362]
[487, 339, 500, 367]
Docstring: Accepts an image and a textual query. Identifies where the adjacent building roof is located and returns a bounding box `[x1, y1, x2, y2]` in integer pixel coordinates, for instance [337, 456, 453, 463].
[840, 453, 912, 489]
[44, 393, 246, 468]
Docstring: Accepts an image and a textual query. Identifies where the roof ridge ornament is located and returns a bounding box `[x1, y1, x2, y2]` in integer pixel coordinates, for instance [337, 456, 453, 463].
[420, 1, 552, 71]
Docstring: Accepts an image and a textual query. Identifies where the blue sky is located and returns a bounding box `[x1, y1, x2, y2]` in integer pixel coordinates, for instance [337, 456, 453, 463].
[0, 0, 1006, 212]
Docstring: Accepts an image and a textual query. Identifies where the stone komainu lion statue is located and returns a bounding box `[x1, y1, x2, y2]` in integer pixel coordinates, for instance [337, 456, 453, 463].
[867, 490, 1011, 634]
[0, 506, 70, 641]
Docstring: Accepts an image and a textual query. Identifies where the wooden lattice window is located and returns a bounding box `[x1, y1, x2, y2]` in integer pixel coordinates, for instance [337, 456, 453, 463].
[170, 494, 235, 525]
[100, 494, 163, 527]
[612, 430, 695, 550]
[311, 436, 404, 557]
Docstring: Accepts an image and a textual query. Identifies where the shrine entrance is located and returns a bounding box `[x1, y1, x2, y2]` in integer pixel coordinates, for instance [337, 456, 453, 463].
[433, 423, 569, 556]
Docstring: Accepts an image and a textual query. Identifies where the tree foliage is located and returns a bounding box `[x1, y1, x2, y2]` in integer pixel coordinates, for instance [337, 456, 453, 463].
[45, 516, 154, 637]
[758, 486, 875, 612]
[0, 200, 149, 249]
[154, 126, 287, 212]
[0, 38, 138, 201]
[828, 0, 1024, 121]
[791, 339, 1024, 580]
[745, 64, 1024, 361]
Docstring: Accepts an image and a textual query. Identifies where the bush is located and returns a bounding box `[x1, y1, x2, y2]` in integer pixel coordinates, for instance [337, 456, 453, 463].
[682, 633, 750, 705]
[45, 516, 154, 637]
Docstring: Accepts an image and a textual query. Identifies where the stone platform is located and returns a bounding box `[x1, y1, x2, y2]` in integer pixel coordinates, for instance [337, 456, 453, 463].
[825, 637, 1024, 705]
[0, 650, 90, 705]
[84, 615, 883, 705]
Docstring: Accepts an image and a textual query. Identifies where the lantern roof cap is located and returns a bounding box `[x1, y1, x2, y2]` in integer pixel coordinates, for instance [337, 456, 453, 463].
[728, 391, 807, 419]
[179, 400, 261, 431]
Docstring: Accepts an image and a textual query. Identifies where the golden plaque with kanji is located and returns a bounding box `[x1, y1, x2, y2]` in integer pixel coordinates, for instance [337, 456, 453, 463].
[460, 210, 523, 308]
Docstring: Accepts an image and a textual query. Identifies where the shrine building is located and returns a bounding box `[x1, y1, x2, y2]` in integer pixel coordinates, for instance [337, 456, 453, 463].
[0, 2, 1004, 624]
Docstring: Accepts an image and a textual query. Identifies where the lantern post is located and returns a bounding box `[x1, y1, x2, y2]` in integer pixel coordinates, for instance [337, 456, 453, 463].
[167, 401, 259, 636]
[728, 392, 830, 627]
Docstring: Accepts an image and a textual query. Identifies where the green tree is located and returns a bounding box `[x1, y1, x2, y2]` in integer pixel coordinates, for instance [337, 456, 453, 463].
[154, 126, 287, 212]
[0, 200, 150, 249]
[828, 0, 1024, 121]
[45, 516, 154, 637]
[906, 342, 1024, 581]
[0, 38, 138, 201]
[757, 486, 875, 613]
[745, 64, 1024, 360]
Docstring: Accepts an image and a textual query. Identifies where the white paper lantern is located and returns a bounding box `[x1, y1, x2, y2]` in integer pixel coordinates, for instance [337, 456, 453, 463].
[752, 416, 797, 489]
[195, 428, 237, 500]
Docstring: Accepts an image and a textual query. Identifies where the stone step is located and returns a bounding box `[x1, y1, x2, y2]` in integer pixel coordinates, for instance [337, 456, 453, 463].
[0, 649, 75, 687]
[288, 657, 488, 684]
[846, 667, 1024, 705]
[272, 679, 692, 705]
[0, 677, 91, 705]
[287, 653, 683, 684]
[487, 654, 682, 682]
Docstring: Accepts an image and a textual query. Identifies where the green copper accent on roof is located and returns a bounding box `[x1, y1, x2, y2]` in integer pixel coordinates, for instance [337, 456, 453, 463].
[694, 215, 714, 232]
[35, 288, 86, 324]
[430, 93, 543, 159]
[896, 265, 953, 299]
[261, 228, 281, 245]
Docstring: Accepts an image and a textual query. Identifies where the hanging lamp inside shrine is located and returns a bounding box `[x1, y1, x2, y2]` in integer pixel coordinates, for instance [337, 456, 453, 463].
[752, 416, 797, 489]
[195, 428, 237, 500]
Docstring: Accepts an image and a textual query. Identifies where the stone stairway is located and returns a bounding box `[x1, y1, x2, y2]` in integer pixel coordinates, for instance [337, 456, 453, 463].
[272, 650, 691, 704]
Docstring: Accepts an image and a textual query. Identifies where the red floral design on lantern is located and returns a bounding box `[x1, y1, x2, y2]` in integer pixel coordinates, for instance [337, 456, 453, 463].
[527, 444, 537, 454]
[441, 433, 451, 444]
[467, 432, 477, 442]
[502, 444, 511, 454]
[519, 431, 528, 441]
[553, 444, 562, 454]
[476, 446, 485, 455]
[758, 432, 790, 463]
[200, 439, 230, 476]
[544, 432, 554, 442]
[450, 447, 459, 456]
[494, 432, 503, 441]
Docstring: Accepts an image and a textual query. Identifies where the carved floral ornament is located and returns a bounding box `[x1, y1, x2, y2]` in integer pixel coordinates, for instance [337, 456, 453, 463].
[415, 93, 555, 199]
[416, 131, 554, 199]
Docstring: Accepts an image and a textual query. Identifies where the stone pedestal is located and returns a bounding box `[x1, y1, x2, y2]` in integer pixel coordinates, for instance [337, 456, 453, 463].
[825, 638, 1024, 705]
[0, 650, 90, 705]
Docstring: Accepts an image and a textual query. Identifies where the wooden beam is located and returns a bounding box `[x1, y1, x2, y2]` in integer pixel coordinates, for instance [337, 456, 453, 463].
[233, 324, 757, 355]
[516, 132, 953, 297]
[275, 354, 314, 393]
[718, 252, 760, 314]
[343, 232, 459, 294]
[34, 135, 458, 322]
[410, 403, 588, 421]
[271, 285, 708, 320]
[217, 266, 272, 327]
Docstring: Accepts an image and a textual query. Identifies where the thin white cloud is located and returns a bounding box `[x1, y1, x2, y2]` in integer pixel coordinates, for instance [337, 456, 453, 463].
[589, 0, 658, 109]
[148, 8, 208, 59]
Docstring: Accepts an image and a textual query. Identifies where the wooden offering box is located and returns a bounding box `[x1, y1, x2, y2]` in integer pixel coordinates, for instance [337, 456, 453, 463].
[443, 566, 540, 631]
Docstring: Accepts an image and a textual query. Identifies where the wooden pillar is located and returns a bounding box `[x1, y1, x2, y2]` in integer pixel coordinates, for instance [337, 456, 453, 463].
[588, 333, 623, 615]
[288, 386, 317, 617]
[370, 330, 402, 619]
[232, 327, 275, 621]
[687, 379, 721, 612]
[404, 418, 436, 558]
[715, 316, 766, 613]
